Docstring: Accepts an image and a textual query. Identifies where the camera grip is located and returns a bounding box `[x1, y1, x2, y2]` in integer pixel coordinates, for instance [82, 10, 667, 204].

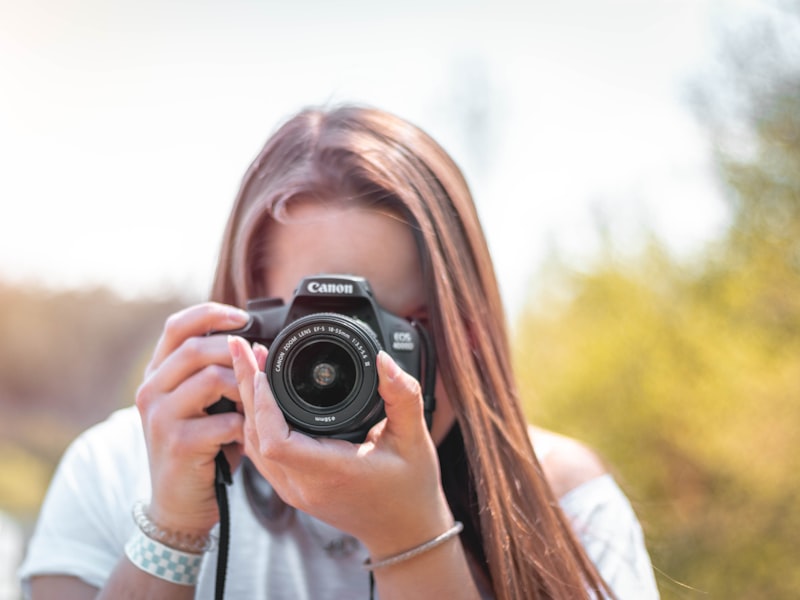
[207, 397, 237, 415]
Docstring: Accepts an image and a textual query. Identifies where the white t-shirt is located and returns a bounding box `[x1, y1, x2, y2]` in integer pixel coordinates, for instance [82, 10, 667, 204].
[19, 407, 659, 599]
[1, 511, 24, 600]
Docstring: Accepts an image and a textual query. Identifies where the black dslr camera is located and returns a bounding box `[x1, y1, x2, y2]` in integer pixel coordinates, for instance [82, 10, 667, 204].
[217, 274, 435, 443]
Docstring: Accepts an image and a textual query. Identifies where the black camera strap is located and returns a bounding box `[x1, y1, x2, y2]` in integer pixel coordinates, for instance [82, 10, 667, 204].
[205, 397, 236, 600]
[412, 321, 437, 431]
[213, 451, 232, 600]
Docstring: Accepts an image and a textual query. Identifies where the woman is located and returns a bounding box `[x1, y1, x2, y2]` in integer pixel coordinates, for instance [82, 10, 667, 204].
[20, 106, 659, 599]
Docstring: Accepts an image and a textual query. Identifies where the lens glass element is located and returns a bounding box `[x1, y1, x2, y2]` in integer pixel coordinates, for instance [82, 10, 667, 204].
[290, 341, 356, 408]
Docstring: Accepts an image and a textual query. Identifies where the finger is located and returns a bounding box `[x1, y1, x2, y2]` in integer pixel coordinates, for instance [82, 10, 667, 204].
[244, 371, 360, 492]
[252, 342, 269, 372]
[147, 333, 236, 395]
[376, 351, 426, 440]
[250, 365, 292, 444]
[228, 335, 260, 416]
[190, 410, 246, 452]
[177, 365, 242, 415]
[246, 356, 342, 465]
[138, 364, 241, 426]
[228, 335, 288, 457]
[149, 404, 245, 459]
[236, 340, 354, 478]
[149, 303, 250, 373]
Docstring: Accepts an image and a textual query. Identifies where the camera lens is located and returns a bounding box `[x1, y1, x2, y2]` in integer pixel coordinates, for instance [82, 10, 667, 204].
[266, 312, 383, 439]
[289, 340, 356, 409]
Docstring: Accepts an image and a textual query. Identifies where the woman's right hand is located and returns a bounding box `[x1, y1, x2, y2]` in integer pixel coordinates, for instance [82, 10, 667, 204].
[134, 302, 251, 538]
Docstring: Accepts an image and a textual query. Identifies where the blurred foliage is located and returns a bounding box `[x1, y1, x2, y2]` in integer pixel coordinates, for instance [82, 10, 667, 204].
[513, 5, 800, 599]
[0, 285, 185, 519]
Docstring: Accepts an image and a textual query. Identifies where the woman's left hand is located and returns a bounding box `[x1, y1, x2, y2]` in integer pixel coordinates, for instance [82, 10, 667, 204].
[228, 335, 454, 559]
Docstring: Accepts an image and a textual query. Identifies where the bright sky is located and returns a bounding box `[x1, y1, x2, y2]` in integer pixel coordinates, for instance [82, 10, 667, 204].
[0, 0, 766, 317]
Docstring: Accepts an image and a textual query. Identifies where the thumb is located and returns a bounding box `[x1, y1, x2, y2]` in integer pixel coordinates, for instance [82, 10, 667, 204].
[377, 351, 426, 439]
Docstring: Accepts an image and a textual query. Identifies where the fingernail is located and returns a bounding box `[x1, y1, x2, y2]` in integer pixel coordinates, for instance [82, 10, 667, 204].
[253, 343, 268, 369]
[254, 371, 266, 394]
[228, 335, 241, 360]
[225, 307, 250, 325]
[379, 350, 400, 381]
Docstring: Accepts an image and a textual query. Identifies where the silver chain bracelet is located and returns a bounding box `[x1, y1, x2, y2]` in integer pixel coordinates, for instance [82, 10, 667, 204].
[363, 521, 464, 571]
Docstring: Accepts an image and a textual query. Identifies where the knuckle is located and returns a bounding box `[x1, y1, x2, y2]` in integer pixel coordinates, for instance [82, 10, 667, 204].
[258, 437, 286, 462]
[163, 311, 184, 337]
[298, 488, 321, 510]
[199, 364, 227, 389]
[135, 379, 155, 412]
[141, 405, 173, 450]
[149, 411, 170, 441]
[277, 486, 300, 509]
[157, 422, 185, 454]
[180, 336, 204, 361]
[258, 438, 276, 460]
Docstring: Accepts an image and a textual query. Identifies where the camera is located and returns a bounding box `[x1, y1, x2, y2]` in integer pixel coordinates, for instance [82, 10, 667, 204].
[215, 274, 434, 442]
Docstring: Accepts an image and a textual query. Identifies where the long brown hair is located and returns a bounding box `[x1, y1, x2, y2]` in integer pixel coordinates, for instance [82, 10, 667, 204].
[210, 105, 609, 599]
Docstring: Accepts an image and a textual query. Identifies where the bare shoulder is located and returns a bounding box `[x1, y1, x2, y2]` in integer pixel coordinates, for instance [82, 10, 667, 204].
[528, 426, 608, 498]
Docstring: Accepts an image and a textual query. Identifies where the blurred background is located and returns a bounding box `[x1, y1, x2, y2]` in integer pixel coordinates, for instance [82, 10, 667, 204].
[1, 0, 798, 598]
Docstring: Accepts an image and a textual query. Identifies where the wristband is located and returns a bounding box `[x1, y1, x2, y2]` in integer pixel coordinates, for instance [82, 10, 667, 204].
[363, 521, 464, 571]
[125, 527, 203, 586]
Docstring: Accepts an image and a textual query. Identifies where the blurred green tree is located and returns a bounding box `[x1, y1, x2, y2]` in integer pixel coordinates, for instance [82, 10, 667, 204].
[512, 4, 800, 599]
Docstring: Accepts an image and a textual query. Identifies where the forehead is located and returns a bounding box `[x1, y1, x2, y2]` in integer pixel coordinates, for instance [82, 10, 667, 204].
[263, 202, 425, 316]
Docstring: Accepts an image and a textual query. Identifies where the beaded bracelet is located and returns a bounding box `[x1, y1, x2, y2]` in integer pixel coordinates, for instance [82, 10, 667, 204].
[363, 521, 464, 571]
[125, 527, 203, 586]
[132, 500, 216, 553]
